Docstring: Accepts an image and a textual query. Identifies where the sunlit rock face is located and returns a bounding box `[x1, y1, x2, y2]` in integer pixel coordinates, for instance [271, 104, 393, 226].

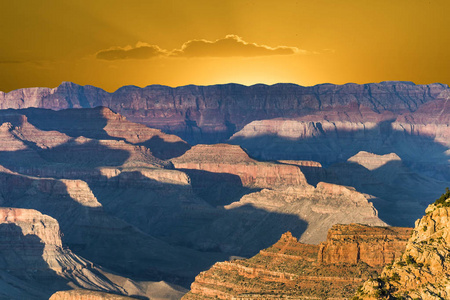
[183, 225, 412, 300]
[356, 200, 450, 300]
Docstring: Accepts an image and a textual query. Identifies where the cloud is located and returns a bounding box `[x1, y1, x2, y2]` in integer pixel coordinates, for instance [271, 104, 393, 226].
[96, 35, 304, 60]
[96, 42, 167, 60]
[172, 35, 303, 57]
[0, 60, 27, 64]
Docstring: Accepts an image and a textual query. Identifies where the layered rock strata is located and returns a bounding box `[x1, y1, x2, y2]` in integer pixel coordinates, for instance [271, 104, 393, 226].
[183, 224, 412, 299]
[171, 144, 308, 189]
[318, 224, 411, 267]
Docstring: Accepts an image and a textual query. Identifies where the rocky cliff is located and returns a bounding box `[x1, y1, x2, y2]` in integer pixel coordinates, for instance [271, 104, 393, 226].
[1, 81, 447, 143]
[171, 144, 308, 189]
[183, 224, 412, 299]
[355, 189, 450, 300]
[318, 224, 411, 267]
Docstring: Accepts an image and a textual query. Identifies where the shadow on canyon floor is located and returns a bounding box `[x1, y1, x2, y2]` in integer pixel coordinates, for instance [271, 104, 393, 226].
[176, 168, 260, 207]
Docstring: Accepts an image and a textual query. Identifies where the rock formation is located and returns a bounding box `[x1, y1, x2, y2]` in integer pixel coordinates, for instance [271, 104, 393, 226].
[49, 290, 135, 300]
[183, 224, 412, 299]
[318, 224, 411, 267]
[171, 144, 308, 188]
[355, 189, 450, 299]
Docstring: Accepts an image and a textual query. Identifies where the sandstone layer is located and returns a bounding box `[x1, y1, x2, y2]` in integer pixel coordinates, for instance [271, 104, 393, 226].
[183, 224, 412, 300]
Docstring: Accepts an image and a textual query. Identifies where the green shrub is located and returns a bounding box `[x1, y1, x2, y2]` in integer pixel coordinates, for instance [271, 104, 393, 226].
[391, 272, 401, 281]
[434, 187, 450, 207]
[396, 261, 406, 267]
[405, 255, 416, 265]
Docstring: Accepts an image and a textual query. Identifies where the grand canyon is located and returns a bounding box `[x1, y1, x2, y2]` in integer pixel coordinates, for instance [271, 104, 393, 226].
[0, 81, 448, 299]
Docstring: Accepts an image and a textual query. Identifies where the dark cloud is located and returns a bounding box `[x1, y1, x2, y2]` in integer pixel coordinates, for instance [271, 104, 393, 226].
[96, 35, 303, 60]
[96, 43, 167, 60]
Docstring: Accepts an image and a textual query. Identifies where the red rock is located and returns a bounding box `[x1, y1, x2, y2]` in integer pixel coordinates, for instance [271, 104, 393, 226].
[172, 144, 309, 188]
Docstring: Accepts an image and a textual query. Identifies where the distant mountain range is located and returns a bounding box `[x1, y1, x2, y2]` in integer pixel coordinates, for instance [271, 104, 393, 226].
[1, 81, 447, 144]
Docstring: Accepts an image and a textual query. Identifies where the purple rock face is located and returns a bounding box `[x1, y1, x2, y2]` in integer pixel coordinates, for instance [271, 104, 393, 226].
[1, 82, 447, 143]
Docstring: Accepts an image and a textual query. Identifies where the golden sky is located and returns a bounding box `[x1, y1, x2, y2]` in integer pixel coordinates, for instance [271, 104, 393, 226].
[1, 0, 450, 92]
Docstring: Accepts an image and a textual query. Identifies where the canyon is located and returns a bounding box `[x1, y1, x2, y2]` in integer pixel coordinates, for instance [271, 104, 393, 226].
[0, 81, 449, 299]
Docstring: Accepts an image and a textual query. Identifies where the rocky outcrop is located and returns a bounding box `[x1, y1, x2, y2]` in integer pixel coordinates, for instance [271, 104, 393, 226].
[183, 224, 412, 299]
[1, 81, 447, 143]
[355, 191, 450, 300]
[0, 168, 223, 287]
[49, 290, 136, 300]
[171, 144, 308, 188]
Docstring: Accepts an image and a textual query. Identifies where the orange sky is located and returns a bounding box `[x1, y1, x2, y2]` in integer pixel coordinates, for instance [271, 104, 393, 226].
[1, 0, 449, 92]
